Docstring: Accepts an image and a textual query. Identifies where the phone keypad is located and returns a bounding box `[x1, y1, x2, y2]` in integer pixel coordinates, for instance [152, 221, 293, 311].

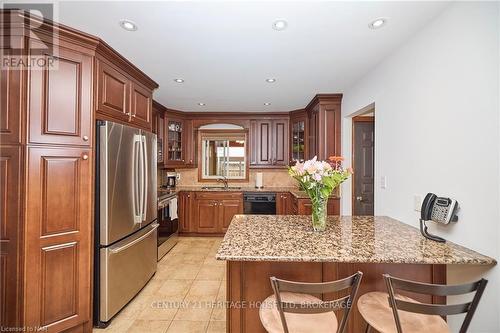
[431, 206, 449, 223]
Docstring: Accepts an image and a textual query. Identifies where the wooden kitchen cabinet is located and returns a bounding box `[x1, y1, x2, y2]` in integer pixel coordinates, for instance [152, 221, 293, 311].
[179, 191, 194, 233]
[130, 82, 153, 129]
[220, 199, 243, 232]
[96, 59, 130, 122]
[195, 199, 220, 233]
[163, 110, 196, 168]
[250, 118, 289, 168]
[24, 147, 92, 332]
[29, 41, 93, 146]
[290, 110, 308, 164]
[306, 94, 342, 160]
[292, 196, 340, 215]
[153, 101, 166, 165]
[183, 119, 196, 167]
[192, 192, 243, 234]
[165, 116, 185, 166]
[0, 11, 159, 332]
[0, 45, 23, 145]
[276, 192, 292, 215]
[0, 145, 22, 327]
[95, 57, 157, 131]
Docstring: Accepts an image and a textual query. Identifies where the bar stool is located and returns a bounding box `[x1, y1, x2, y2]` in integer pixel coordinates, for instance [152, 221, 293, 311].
[357, 274, 488, 333]
[259, 271, 363, 333]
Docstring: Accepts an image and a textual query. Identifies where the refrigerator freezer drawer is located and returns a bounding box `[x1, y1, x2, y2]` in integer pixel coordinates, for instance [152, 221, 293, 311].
[99, 223, 158, 322]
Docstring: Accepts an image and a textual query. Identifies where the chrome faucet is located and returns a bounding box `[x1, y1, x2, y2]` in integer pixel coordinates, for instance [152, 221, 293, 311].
[217, 176, 229, 190]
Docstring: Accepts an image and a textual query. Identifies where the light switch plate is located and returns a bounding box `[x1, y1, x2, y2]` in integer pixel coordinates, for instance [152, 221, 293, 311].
[380, 176, 387, 189]
[414, 195, 422, 212]
[176, 173, 181, 180]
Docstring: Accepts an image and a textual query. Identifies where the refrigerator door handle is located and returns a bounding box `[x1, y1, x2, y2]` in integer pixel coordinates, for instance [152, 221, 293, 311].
[109, 223, 158, 254]
[141, 135, 148, 221]
[133, 134, 143, 224]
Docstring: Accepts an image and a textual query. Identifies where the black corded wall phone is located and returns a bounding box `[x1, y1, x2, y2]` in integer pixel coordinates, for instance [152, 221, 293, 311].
[419, 193, 459, 242]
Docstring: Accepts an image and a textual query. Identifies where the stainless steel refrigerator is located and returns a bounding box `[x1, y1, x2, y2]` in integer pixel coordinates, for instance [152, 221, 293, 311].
[94, 120, 158, 327]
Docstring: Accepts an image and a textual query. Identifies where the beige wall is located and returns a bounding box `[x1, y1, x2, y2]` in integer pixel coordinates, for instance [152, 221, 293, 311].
[173, 168, 296, 187]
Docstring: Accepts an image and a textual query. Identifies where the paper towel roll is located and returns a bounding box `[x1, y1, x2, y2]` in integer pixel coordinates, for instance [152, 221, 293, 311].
[255, 172, 263, 188]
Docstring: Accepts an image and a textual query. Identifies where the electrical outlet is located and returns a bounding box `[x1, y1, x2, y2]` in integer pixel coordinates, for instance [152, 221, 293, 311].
[414, 195, 422, 212]
[380, 176, 387, 189]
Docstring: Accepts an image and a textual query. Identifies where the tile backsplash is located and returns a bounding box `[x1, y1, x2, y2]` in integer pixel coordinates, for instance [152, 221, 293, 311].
[172, 168, 296, 188]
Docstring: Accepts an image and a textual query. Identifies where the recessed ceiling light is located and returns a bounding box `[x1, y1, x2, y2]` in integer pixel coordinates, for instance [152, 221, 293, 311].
[272, 19, 288, 31]
[264, 102, 271, 106]
[119, 19, 138, 31]
[265, 78, 276, 83]
[197, 102, 205, 106]
[368, 18, 388, 30]
[173, 78, 184, 83]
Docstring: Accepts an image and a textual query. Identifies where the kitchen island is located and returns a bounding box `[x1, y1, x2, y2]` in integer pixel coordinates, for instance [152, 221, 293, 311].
[216, 215, 496, 333]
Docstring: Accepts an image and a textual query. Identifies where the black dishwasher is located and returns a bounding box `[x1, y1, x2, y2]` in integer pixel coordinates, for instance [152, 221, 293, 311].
[244, 192, 276, 214]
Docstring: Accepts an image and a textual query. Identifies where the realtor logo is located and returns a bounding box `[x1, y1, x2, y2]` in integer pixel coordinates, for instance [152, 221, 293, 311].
[1, 3, 59, 69]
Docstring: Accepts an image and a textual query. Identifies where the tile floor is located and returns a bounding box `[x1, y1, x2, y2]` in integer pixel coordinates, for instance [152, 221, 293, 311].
[94, 237, 226, 333]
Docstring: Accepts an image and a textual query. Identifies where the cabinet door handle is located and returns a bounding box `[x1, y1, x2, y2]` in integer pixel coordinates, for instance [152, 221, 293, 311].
[83, 135, 89, 142]
[82, 154, 89, 160]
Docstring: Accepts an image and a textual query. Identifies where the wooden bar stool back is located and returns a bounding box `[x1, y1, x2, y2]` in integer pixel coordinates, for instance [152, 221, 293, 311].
[378, 274, 487, 333]
[259, 271, 363, 333]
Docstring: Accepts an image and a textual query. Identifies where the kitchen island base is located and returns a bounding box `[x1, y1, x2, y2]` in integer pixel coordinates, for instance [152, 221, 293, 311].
[226, 261, 446, 333]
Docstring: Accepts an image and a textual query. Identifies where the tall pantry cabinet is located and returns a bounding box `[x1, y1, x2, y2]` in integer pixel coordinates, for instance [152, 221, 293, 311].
[0, 10, 157, 332]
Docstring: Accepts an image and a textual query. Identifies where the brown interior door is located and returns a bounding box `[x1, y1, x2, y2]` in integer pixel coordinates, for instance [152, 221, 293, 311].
[352, 117, 375, 216]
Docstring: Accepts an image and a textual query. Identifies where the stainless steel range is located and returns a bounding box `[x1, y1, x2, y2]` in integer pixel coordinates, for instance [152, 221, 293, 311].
[157, 191, 179, 260]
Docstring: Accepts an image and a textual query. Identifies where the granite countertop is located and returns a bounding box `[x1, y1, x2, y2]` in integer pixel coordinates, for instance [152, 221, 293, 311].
[215, 215, 496, 265]
[171, 186, 340, 199]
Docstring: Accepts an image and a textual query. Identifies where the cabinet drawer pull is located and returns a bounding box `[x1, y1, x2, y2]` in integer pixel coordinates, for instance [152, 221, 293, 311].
[82, 154, 89, 160]
[83, 135, 89, 141]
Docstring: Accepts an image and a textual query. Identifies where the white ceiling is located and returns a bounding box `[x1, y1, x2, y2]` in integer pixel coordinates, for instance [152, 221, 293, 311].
[56, 1, 450, 112]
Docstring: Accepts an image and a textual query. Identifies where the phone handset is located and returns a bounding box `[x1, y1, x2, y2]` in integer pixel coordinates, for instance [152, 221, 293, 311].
[419, 192, 459, 243]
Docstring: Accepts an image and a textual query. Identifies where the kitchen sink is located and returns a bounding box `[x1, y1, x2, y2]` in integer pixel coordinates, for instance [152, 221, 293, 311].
[201, 186, 242, 190]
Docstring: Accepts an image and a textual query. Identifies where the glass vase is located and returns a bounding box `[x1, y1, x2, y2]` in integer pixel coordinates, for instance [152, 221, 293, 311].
[311, 196, 328, 232]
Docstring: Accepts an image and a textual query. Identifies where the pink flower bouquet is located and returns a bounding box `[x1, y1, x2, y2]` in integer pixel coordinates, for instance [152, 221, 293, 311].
[288, 156, 352, 231]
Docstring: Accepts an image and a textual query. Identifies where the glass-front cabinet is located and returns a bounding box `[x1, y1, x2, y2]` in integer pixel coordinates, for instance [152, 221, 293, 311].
[167, 118, 184, 164]
[291, 119, 306, 163]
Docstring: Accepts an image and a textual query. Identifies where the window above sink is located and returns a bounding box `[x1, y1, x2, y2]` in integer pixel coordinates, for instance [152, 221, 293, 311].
[198, 127, 249, 182]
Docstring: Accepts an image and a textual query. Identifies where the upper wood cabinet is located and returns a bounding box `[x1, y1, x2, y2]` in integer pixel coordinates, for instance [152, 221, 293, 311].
[152, 101, 166, 164]
[24, 146, 92, 332]
[250, 118, 289, 168]
[130, 82, 152, 129]
[162, 110, 196, 169]
[29, 41, 93, 146]
[290, 111, 308, 164]
[306, 94, 342, 160]
[96, 59, 130, 122]
[0, 45, 23, 145]
[165, 116, 185, 166]
[96, 57, 157, 131]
